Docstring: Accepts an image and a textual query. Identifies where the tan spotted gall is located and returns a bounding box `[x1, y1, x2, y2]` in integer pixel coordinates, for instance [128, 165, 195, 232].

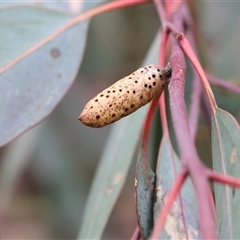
[78, 63, 172, 127]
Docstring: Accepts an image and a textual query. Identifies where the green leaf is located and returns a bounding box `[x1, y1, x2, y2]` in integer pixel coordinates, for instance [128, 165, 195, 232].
[135, 150, 155, 240]
[78, 32, 161, 239]
[212, 107, 240, 239]
[0, 6, 90, 147]
[154, 136, 199, 239]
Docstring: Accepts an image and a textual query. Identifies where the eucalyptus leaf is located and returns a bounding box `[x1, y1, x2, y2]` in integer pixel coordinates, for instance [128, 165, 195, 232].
[135, 149, 155, 240]
[0, 6, 89, 147]
[212, 107, 240, 239]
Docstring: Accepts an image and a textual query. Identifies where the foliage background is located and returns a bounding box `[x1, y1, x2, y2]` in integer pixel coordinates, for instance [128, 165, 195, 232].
[0, 1, 240, 239]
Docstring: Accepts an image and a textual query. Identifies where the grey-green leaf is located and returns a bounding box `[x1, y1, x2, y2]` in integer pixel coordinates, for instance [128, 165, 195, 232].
[212, 107, 240, 239]
[135, 150, 155, 240]
[0, 6, 89, 147]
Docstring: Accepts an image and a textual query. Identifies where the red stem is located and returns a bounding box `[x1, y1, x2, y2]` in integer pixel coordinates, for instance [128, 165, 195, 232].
[153, 1, 240, 239]
[208, 169, 240, 188]
[155, 3, 190, 238]
[169, 36, 217, 240]
[142, 97, 159, 149]
[131, 226, 141, 240]
[178, 36, 217, 110]
[158, 29, 170, 134]
[207, 72, 240, 95]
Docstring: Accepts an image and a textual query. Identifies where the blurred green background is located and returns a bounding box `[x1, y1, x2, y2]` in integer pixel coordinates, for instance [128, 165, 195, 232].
[1, 1, 240, 239]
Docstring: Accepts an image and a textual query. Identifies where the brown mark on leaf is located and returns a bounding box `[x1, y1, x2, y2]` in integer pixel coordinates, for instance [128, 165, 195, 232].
[56, 73, 62, 79]
[113, 172, 122, 185]
[50, 47, 61, 58]
[106, 186, 113, 195]
[233, 188, 236, 197]
[230, 148, 237, 165]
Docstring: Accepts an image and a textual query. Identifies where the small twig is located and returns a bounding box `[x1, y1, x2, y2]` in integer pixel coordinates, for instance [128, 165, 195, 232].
[208, 170, 240, 188]
[207, 72, 240, 95]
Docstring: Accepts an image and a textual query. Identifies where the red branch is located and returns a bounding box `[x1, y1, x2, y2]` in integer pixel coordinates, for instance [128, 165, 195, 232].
[208, 170, 240, 188]
[142, 97, 159, 149]
[207, 72, 240, 95]
[178, 36, 217, 109]
[145, 1, 240, 239]
[154, 2, 218, 239]
[169, 40, 217, 239]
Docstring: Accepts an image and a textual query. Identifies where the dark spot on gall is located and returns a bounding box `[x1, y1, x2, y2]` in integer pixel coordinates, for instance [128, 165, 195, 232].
[113, 90, 115, 93]
[162, 84, 165, 88]
[91, 106, 93, 108]
[135, 81, 138, 83]
[152, 74, 156, 78]
[112, 114, 116, 117]
[106, 95, 109, 98]
[160, 74, 163, 79]
[131, 104, 135, 108]
[127, 91, 129, 93]
[153, 82, 156, 86]
[125, 108, 129, 112]
[133, 90, 136, 94]
[119, 89, 122, 92]
[100, 94, 104, 97]
[109, 104, 112, 107]
[107, 91, 110, 93]
[96, 115, 100, 120]
[95, 99, 98, 102]
[157, 69, 160, 72]
[148, 77, 151, 80]
[149, 85, 152, 89]
[141, 70, 144, 73]
[144, 84, 148, 88]
[129, 77, 132, 79]
[140, 96, 143, 99]
[149, 66, 151, 68]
